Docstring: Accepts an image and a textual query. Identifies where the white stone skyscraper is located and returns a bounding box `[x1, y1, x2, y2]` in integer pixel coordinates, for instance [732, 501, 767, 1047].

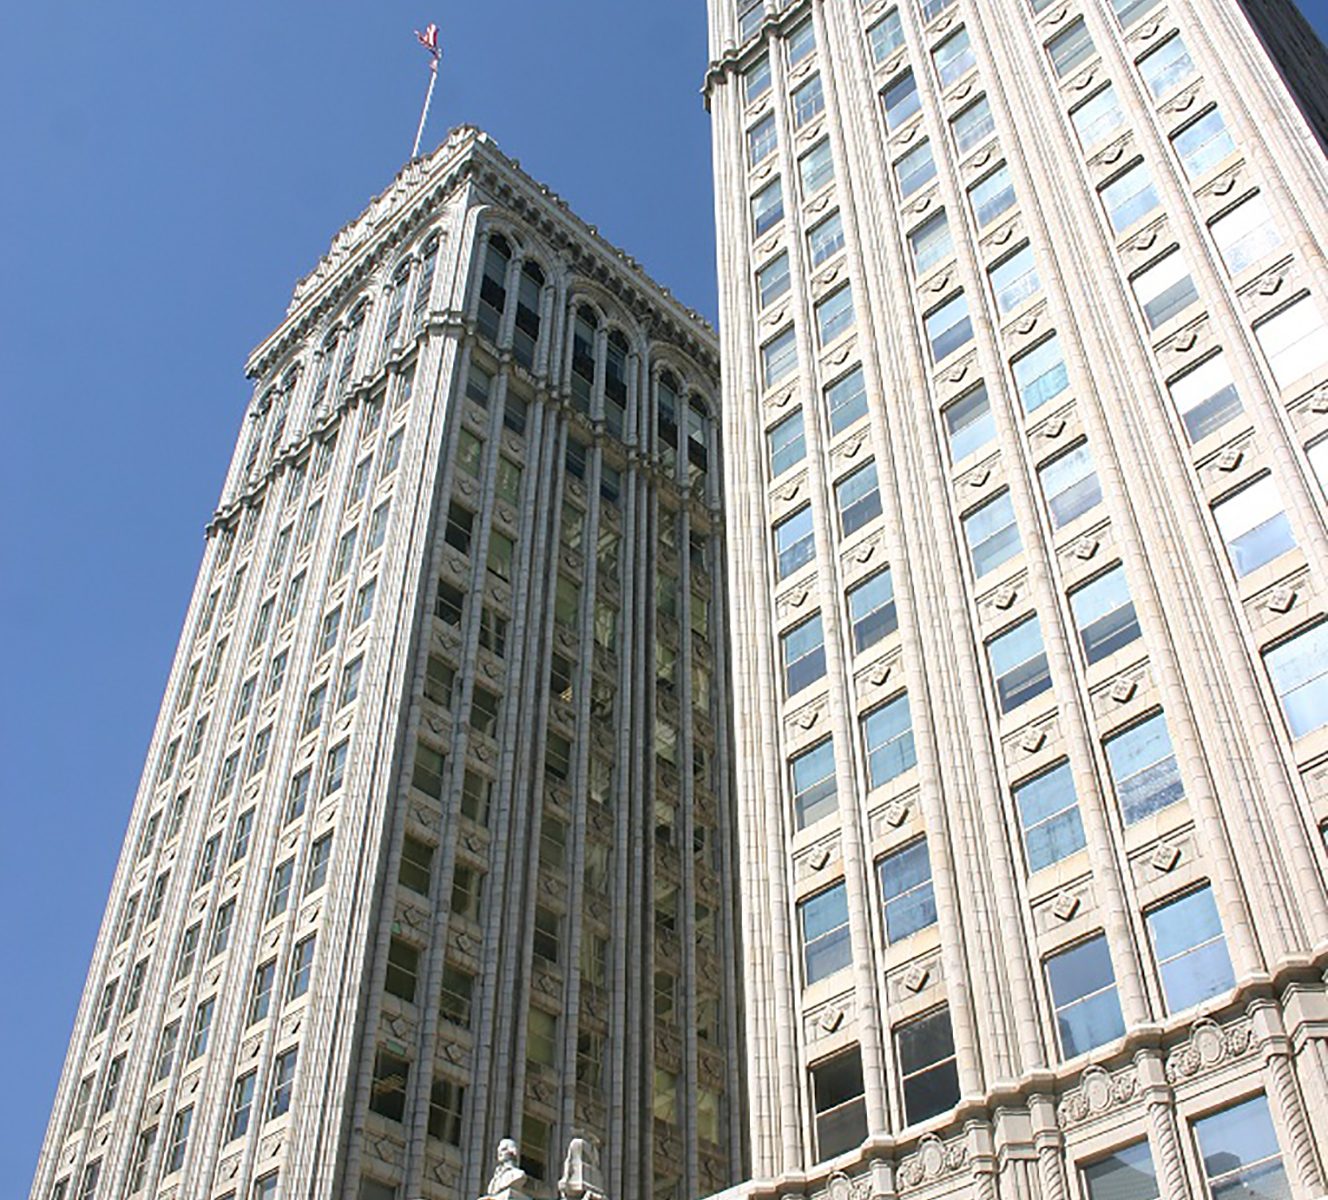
[705, 0, 1328, 1198]
[30, 127, 742, 1200]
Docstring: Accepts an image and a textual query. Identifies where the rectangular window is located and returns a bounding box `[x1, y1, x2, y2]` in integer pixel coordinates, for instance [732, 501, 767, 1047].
[909, 210, 953, 276]
[1071, 565, 1141, 664]
[808, 211, 845, 265]
[1254, 295, 1328, 388]
[1105, 712, 1184, 823]
[972, 162, 1017, 226]
[533, 905, 561, 964]
[129, 1126, 158, 1191]
[921, 0, 957, 19]
[895, 139, 936, 198]
[816, 285, 855, 344]
[268, 858, 294, 918]
[339, 656, 362, 707]
[944, 383, 995, 461]
[1015, 761, 1086, 871]
[827, 366, 868, 433]
[1048, 19, 1094, 77]
[1047, 934, 1125, 1057]
[879, 839, 937, 942]
[788, 18, 816, 63]
[933, 28, 975, 87]
[800, 139, 835, 194]
[752, 178, 785, 236]
[1040, 442, 1103, 529]
[325, 741, 349, 794]
[792, 739, 838, 828]
[988, 616, 1053, 713]
[1264, 623, 1328, 739]
[1013, 335, 1070, 413]
[369, 1048, 409, 1122]
[896, 1008, 960, 1124]
[487, 530, 515, 580]
[445, 501, 474, 554]
[793, 74, 825, 126]
[775, 506, 816, 579]
[1101, 161, 1161, 233]
[837, 462, 883, 536]
[1138, 34, 1196, 99]
[1072, 85, 1126, 151]
[768, 409, 807, 477]
[302, 684, 326, 734]
[155, 1023, 179, 1081]
[386, 937, 420, 1002]
[757, 252, 791, 308]
[1083, 1142, 1160, 1200]
[429, 1076, 465, 1145]
[166, 1107, 192, 1173]
[413, 742, 445, 798]
[1132, 250, 1199, 329]
[990, 244, 1040, 314]
[883, 72, 921, 130]
[783, 614, 827, 695]
[471, 685, 501, 738]
[1147, 885, 1234, 1012]
[745, 54, 771, 103]
[306, 834, 332, 893]
[863, 693, 917, 788]
[848, 568, 898, 652]
[1213, 476, 1296, 576]
[451, 864, 485, 922]
[801, 882, 852, 983]
[399, 835, 434, 895]
[269, 1048, 297, 1118]
[440, 962, 475, 1027]
[1193, 1095, 1289, 1200]
[249, 961, 276, 1024]
[925, 292, 973, 362]
[319, 607, 342, 654]
[1211, 194, 1283, 276]
[289, 936, 315, 998]
[952, 96, 994, 153]
[870, 9, 904, 61]
[762, 327, 798, 388]
[964, 490, 1021, 576]
[1173, 108, 1236, 180]
[748, 114, 777, 167]
[188, 997, 214, 1059]
[812, 1049, 868, 1160]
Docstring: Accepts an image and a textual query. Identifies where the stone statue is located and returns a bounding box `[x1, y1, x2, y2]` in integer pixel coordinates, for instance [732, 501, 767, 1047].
[558, 1135, 606, 1200]
[485, 1137, 529, 1199]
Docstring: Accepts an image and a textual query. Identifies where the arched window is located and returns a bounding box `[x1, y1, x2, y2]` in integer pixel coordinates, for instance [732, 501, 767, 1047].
[605, 331, 630, 439]
[381, 263, 411, 359]
[513, 261, 545, 370]
[338, 305, 365, 397]
[570, 306, 599, 415]
[657, 373, 680, 473]
[688, 396, 710, 485]
[411, 237, 439, 335]
[476, 234, 512, 345]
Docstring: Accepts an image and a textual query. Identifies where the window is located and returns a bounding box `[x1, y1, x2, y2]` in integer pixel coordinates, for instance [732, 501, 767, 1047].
[745, 54, 771, 102]
[440, 962, 475, 1027]
[748, 113, 777, 166]
[1138, 34, 1196, 99]
[154, 1022, 180, 1083]
[70, 1075, 93, 1131]
[812, 1049, 868, 1160]
[848, 569, 898, 652]
[816, 286, 855, 344]
[895, 140, 936, 198]
[1047, 934, 1124, 1057]
[768, 410, 806, 477]
[792, 740, 838, 828]
[399, 835, 433, 895]
[165, 1107, 193, 1173]
[971, 164, 1016, 227]
[800, 139, 835, 194]
[788, 18, 816, 63]
[1210, 194, 1283, 277]
[451, 864, 485, 922]
[1013, 335, 1070, 414]
[188, 996, 215, 1059]
[827, 367, 868, 433]
[794, 74, 825, 126]
[249, 961, 276, 1024]
[925, 293, 973, 362]
[353, 578, 377, 625]
[1254, 295, 1328, 388]
[1083, 1142, 1159, 1200]
[775, 506, 816, 579]
[1073, 87, 1128, 156]
[801, 883, 851, 984]
[896, 1008, 960, 1124]
[1147, 885, 1234, 1012]
[1173, 108, 1235, 180]
[325, 741, 349, 794]
[1015, 762, 1086, 871]
[964, 491, 1021, 576]
[289, 936, 316, 998]
[952, 96, 994, 153]
[1193, 1096, 1289, 1200]
[809, 211, 845, 265]
[836, 463, 882, 535]
[1071, 566, 1141, 664]
[944, 383, 995, 460]
[386, 937, 420, 1002]
[429, 1076, 465, 1144]
[883, 73, 922, 130]
[1213, 476, 1295, 576]
[462, 769, 493, 824]
[369, 1048, 410, 1121]
[763, 327, 798, 388]
[128, 1125, 157, 1191]
[1040, 442, 1103, 529]
[98, 1055, 124, 1115]
[1106, 712, 1183, 824]
[522, 1113, 552, 1181]
[471, 685, 500, 738]
[920, 0, 957, 19]
[444, 501, 474, 554]
[176, 924, 200, 981]
[879, 839, 937, 942]
[991, 244, 1040, 314]
[757, 252, 791, 307]
[306, 834, 332, 892]
[367, 502, 390, 551]
[1309, 439, 1327, 499]
[412, 742, 445, 798]
[1100, 161, 1160, 234]
[783, 614, 827, 695]
[254, 1175, 280, 1200]
[909, 211, 952, 276]
[339, 657, 362, 706]
[870, 9, 904, 61]
[864, 693, 917, 787]
[268, 859, 294, 918]
[752, 178, 785, 236]
[1047, 19, 1094, 77]
[933, 28, 975, 87]
[1132, 251, 1199, 329]
[1264, 623, 1328, 738]
[332, 528, 357, 580]
[92, 979, 117, 1035]
[989, 616, 1052, 713]
[230, 808, 255, 862]
[302, 684, 326, 734]
[533, 905, 561, 963]
[319, 607, 342, 654]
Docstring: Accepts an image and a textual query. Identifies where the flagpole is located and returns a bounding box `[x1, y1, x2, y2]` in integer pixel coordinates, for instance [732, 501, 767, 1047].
[411, 56, 439, 160]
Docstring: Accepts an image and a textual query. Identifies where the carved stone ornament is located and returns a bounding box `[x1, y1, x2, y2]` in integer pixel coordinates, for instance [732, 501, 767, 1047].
[885, 799, 909, 827]
[1057, 1064, 1139, 1128]
[993, 584, 1017, 610]
[1110, 676, 1137, 703]
[1165, 1018, 1254, 1083]
[900, 1134, 967, 1189]
[1052, 891, 1080, 921]
[1267, 585, 1296, 614]
[1256, 271, 1285, 296]
[1151, 842, 1181, 872]
[904, 962, 930, 992]
[868, 661, 892, 687]
[809, 845, 832, 871]
[1042, 417, 1066, 439]
[1215, 446, 1243, 471]
[1172, 329, 1199, 352]
[485, 1136, 531, 1199]
[1021, 726, 1047, 752]
[819, 1005, 845, 1032]
[1074, 535, 1100, 560]
[967, 467, 991, 488]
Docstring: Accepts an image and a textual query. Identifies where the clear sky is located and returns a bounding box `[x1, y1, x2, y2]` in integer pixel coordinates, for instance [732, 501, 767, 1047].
[4, 0, 1328, 1192]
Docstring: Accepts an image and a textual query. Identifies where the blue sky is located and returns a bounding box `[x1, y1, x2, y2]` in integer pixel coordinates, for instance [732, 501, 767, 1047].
[4, 0, 1328, 1192]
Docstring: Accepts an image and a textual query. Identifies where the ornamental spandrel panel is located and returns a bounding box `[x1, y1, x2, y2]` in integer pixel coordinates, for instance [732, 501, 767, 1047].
[1088, 660, 1155, 725]
[793, 832, 843, 889]
[979, 210, 1026, 267]
[769, 468, 812, 523]
[1125, 822, 1198, 891]
[821, 333, 860, 377]
[1054, 519, 1116, 586]
[1031, 876, 1097, 936]
[830, 426, 873, 479]
[803, 990, 858, 1044]
[975, 573, 1030, 631]
[784, 692, 831, 747]
[1155, 313, 1218, 376]
[1194, 430, 1260, 496]
[1164, 1015, 1255, 1086]
[855, 651, 904, 707]
[934, 347, 981, 398]
[1001, 713, 1063, 771]
[1085, 130, 1139, 188]
[1056, 1062, 1141, 1129]
[960, 139, 1002, 184]
[885, 948, 945, 1010]
[897, 1131, 969, 1194]
[951, 450, 1005, 507]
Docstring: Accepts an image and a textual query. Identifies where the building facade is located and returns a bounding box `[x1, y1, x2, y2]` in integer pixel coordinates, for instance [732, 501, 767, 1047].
[30, 127, 742, 1200]
[705, 0, 1328, 1199]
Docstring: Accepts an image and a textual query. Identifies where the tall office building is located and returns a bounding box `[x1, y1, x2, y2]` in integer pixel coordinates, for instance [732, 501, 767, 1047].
[30, 127, 742, 1200]
[705, 0, 1328, 1198]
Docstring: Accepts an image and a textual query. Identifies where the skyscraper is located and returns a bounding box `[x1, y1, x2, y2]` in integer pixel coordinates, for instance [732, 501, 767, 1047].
[706, 0, 1328, 1197]
[30, 127, 741, 1200]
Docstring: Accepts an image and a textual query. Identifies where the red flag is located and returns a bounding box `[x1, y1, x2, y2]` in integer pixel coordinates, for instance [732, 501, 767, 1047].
[415, 23, 439, 57]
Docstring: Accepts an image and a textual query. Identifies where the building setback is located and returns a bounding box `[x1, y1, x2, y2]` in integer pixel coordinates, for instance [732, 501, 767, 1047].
[30, 126, 743, 1200]
[703, 0, 1328, 1198]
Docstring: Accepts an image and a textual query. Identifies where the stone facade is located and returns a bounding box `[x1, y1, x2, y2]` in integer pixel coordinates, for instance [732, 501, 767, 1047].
[705, 1, 1328, 1199]
[29, 127, 742, 1200]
